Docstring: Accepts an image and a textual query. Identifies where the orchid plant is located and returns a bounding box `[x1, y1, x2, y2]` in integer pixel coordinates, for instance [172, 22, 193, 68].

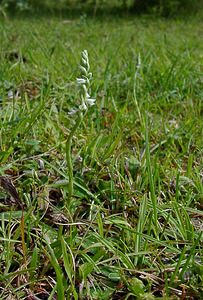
[66, 50, 95, 206]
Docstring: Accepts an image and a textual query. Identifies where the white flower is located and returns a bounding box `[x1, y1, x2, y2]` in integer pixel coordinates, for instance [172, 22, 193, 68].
[85, 92, 91, 99]
[77, 78, 86, 85]
[79, 96, 87, 111]
[68, 108, 78, 115]
[86, 98, 96, 106]
[79, 102, 87, 111]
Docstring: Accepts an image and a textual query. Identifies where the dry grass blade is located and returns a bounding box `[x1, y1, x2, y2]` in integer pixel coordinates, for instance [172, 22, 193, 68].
[0, 176, 23, 209]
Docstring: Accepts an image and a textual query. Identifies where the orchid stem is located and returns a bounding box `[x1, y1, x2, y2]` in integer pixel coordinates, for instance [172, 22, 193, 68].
[66, 111, 83, 206]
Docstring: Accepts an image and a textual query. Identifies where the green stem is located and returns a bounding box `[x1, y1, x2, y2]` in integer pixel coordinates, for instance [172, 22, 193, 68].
[145, 113, 158, 237]
[66, 111, 83, 206]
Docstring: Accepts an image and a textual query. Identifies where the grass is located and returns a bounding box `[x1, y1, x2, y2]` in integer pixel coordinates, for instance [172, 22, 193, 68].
[0, 13, 202, 299]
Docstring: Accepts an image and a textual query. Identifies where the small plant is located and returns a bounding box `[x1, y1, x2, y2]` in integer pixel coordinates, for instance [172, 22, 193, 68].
[66, 49, 95, 206]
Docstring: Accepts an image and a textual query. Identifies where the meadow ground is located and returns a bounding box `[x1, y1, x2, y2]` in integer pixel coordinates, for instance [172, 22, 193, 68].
[0, 13, 202, 299]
